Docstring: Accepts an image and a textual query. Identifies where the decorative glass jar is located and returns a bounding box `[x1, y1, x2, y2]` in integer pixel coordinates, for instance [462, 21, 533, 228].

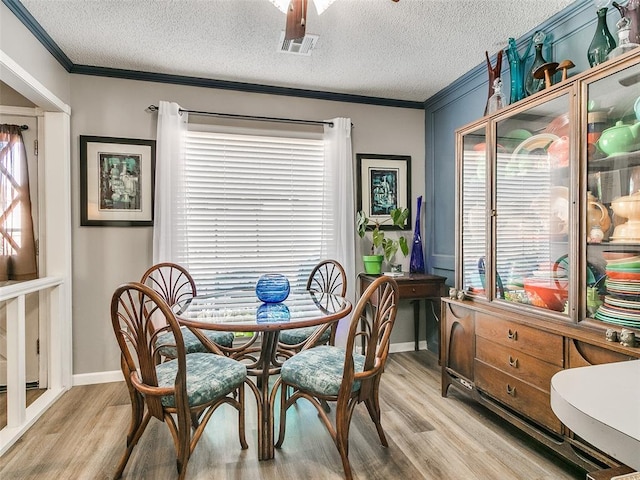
[255, 274, 290, 303]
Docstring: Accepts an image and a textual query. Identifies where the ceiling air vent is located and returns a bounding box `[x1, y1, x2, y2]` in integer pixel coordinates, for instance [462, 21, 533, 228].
[277, 31, 319, 56]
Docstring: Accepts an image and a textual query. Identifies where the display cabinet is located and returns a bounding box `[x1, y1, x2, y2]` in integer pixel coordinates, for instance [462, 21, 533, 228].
[459, 90, 574, 314]
[444, 49, 640, 472]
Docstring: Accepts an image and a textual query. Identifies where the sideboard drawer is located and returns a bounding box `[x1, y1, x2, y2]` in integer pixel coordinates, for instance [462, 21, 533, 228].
[476, 313, 563, 366]
[475, 359, 562, 434]
[397, 282, 442, 299]
[476, 337, 562, 392]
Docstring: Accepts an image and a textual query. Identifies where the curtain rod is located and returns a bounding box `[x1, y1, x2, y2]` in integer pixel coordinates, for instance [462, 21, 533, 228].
[147, 105, 337, 128]
[1, 124, 29, 130]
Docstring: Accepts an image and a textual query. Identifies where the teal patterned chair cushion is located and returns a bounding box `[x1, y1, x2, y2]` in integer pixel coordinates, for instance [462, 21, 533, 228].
[278, 326, 331, 346]
[280, 345, 365, 397]
[156, 353, 246, 408]
[156, 326, 234, 357]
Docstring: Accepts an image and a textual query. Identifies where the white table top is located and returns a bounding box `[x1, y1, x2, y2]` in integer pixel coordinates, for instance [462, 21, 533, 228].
[550, 360, 640, 472]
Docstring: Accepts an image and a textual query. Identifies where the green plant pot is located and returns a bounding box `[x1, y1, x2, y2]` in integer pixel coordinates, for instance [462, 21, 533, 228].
[363, 255, 384, 275]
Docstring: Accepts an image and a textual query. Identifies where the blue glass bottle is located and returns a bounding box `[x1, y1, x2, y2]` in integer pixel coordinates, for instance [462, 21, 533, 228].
[410, 196, 425, 274]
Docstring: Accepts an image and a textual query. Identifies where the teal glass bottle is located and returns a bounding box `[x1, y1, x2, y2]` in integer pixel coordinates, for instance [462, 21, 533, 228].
[588, 7, 617, 67]
[525, 31, 547, 96]
[506, 37, 530, 104]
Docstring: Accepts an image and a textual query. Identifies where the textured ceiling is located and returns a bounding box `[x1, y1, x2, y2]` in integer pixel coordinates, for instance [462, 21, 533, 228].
[18, 0, 578, 103]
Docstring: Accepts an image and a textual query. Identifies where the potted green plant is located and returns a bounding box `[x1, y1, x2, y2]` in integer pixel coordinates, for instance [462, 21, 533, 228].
[356, 207, 410, 274]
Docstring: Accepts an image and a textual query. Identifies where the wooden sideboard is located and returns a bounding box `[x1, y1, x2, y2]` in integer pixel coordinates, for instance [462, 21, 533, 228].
[442, 298, 640, 471]
[359, 273, 446, 352]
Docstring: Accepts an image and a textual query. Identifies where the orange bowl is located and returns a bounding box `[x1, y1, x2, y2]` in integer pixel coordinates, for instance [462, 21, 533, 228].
[544, 113, 570, 138]
[523, 278, 568, 312]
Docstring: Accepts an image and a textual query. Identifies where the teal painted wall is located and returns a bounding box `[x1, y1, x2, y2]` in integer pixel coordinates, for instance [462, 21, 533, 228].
[423, 0, 625, 284]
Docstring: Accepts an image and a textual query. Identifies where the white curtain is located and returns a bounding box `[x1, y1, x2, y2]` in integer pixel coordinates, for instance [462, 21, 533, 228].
[153, 101, 188, 264]
[322, 117, 356, 304]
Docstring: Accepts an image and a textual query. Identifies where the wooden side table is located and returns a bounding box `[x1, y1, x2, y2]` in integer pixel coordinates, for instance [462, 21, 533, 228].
[358, 273, 447, 353]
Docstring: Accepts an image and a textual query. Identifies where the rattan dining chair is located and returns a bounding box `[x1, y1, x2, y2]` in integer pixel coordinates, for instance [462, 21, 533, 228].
[141, 262, 235, 357]
[110, 282, 248, 479]
[274, 275, 399, 480]
[277, 259, 347, 356]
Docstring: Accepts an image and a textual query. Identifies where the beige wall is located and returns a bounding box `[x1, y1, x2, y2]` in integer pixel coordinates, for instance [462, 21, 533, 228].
[70, 75, 425, 374]
[2, 0, 427, 375]
[0, 81, 35, 107]
[0, 3, 70, 105]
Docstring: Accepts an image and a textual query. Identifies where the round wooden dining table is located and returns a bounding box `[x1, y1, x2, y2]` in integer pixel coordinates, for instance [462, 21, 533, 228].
[173, 289, 352, 460]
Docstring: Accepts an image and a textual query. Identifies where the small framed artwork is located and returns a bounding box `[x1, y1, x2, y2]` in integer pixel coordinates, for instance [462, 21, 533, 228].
[80, 135, 156, 226]
[357, 153, 411, 230]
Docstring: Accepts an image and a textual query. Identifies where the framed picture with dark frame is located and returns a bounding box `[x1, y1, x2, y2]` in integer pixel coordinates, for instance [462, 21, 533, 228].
[80, 135, 156, 226]
[356, 153, 411, 230]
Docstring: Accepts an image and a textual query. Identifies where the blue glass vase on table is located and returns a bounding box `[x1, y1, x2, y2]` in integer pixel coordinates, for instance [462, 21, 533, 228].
[255, 273, 290, 303]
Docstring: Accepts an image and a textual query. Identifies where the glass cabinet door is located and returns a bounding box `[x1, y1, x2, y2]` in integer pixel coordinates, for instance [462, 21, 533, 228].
[459, 125, 487, 298]
[584, 58, 640, 329]
[494, 93, 572, 313]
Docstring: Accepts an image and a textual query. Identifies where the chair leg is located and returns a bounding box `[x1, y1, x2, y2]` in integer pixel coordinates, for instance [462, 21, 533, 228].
[335, 400, 356, 480]
[364, 397, 388, 447]
[275, 379, 288, 448]
[125, 390, 145, 446]
[175, 422, 191, 480]
[114, 411, 152, 479]
[335, 422, 353, 480]
[238, 383, 248, 449]
[190, 412, 200, 431]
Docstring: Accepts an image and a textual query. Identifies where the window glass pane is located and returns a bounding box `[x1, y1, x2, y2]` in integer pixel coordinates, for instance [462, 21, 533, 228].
[585, 60, 640, 325]
[496, 94, 570, 313]
[461, 126, 487, 298]
[181, 130, 328, 293]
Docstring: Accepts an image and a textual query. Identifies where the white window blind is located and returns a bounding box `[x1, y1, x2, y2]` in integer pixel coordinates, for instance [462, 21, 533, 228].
[179, 129, 330, 294]
[461, 150, 487, 292]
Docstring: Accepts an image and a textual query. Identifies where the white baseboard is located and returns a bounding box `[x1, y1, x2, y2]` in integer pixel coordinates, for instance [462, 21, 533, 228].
[72, 369, 123, 386]
[389, 340, 428, 353]
[72, 342, 430, 386]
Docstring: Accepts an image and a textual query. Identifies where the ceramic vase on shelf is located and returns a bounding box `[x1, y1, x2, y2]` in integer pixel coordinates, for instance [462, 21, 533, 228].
[525, 31, 547, 96]
[409, 195, 425, 274]
[588, 7, 617, 66]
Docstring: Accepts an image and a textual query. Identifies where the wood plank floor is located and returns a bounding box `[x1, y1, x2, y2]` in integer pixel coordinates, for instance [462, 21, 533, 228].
[0, 351, 586, 479]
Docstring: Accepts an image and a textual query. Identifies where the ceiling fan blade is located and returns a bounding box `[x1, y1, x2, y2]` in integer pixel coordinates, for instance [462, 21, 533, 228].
[285, 0, 307, 40]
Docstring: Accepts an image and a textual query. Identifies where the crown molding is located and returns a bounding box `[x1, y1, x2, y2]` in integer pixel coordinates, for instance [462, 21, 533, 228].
[5, 0, 423, 109]
[69, 64, 424, 109]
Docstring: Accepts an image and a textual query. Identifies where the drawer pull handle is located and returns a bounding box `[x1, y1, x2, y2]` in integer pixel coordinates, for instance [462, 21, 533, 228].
[506, 384, 516, 396]
[507, 329, 518, 340]
[508, 356, 518, 368]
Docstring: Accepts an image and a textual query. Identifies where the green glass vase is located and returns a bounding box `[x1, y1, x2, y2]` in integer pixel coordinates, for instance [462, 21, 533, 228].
[588, 7, 617, 67]
[525, 31, 547, 96]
